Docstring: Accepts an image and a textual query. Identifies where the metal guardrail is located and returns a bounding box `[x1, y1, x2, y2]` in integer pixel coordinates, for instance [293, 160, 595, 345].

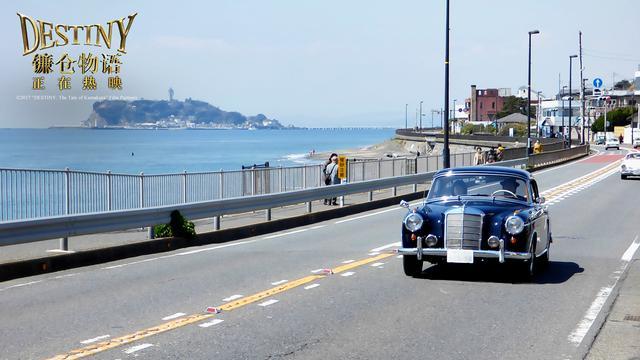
[529, 144, 590, 168]
[0, 145, 589, 249]
[3, 151, 483, 222]
[0, 157, 529, 247]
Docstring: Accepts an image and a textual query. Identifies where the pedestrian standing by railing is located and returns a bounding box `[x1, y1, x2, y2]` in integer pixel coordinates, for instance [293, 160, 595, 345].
[496, 143, 505, 161]
[486, 147, 497, 163]
[533, 140, 543, 154]
[474, 146, 485, 165]
[322, 153, 340, 205]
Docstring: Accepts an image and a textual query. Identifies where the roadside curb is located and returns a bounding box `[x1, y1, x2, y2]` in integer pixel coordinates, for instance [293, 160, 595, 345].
[586, 259, 640, 359]
[0, 191, 423, 282]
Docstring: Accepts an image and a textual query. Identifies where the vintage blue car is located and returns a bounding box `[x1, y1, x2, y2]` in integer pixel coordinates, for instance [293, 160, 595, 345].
[397, 166, 551, 280]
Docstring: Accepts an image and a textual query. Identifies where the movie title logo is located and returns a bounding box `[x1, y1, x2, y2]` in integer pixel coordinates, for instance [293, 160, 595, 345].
[18, 13, 137, 92]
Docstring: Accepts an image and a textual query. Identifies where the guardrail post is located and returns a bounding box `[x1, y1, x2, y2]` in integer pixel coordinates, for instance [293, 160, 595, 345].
[214, 216, 220, 230]
[303, 166, 311, 211]
[368, 190, 373, 202]
[60, 167, 70, 251]
[251, 170, 256, 196]
[279, 166, 283, 192]
[265, 208, 272, 221]
[107, 170, 112, 211]
[377, 159, 382, 179]
[392, 159, 397, 196]
[361, 161, 365, 181]
[182, 170, 187, 203]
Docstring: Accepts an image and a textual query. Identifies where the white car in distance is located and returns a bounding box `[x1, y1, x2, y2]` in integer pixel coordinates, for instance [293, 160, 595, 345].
[605, 138, 620, 150]
[621, 153, 640, 179]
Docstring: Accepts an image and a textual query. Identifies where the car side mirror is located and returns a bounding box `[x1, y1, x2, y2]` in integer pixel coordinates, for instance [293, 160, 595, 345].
[399, 200, 410, 209]
[537, 196, 545, 204]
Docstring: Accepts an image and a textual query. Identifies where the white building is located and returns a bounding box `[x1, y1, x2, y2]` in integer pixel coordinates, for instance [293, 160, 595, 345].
[538, 99, 582, 138]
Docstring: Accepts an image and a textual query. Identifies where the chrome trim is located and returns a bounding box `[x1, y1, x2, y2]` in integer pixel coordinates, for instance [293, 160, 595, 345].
[397, 246, 531, 262]
[416, 235, 423, 261]
[444, 206, 483, 250]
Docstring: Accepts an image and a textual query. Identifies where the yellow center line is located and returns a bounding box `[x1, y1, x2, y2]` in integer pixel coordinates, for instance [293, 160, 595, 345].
[543, 160, 621, 202]
[46, 253, 394, 359]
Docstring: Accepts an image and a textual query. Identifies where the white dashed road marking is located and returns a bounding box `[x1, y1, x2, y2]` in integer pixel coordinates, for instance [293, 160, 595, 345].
[222, 294, 243, 302]
[258, 299, 279, 307]
[271, 280, 288, 286]
[80, 335, 110, 344]
[124, 343, 154, 354]
[162, 312, 186, 321]
[304, 284, 320, 290]
[341, 271, 355, 277]
[199, 319, 224, 328]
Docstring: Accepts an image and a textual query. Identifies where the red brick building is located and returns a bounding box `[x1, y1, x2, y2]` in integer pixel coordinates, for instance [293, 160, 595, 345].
[465, 85, 510, 123]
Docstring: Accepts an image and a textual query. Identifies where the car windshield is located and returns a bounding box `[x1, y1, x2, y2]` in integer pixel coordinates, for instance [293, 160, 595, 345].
[627, 153, 640, 160]
[428, 174, 530, 202]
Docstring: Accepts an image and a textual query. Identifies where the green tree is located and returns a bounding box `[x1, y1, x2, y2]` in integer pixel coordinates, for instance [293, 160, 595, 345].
[614, 79, 632, 90]
[591, 106, 635, 133]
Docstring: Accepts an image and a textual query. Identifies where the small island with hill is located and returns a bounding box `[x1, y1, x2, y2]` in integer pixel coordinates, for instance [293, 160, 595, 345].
[82, 90, 294, 130]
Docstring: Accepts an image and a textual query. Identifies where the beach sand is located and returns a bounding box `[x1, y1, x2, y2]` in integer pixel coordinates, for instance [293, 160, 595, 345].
[309, 139, 480, 162]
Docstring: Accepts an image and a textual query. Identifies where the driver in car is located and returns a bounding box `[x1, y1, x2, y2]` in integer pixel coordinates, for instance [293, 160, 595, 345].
[499, 178, 520, 197]
[452, 180, 468, 196]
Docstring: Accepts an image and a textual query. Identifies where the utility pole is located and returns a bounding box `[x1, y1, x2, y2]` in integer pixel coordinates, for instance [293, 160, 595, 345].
[579, 31, 585, 144]
[527, 30, 540, 155]
[442, 0, 451, 168]
[569, 54, 578, 148]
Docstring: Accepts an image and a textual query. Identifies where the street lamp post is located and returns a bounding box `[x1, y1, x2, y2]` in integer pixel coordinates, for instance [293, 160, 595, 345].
[419, 101, 423, 130]
[405, 103, 408, 129]
[443, 0, 451, 168]
[527, 30, 540, 156]
[569, 54, 578, 148]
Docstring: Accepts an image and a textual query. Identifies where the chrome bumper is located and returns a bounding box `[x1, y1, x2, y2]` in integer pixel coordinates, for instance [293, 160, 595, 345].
[397, 239, 531, 264]
[621, 169, 640, 175]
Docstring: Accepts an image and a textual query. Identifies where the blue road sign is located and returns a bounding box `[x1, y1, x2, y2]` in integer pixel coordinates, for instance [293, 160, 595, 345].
[593, 78, 603, 88]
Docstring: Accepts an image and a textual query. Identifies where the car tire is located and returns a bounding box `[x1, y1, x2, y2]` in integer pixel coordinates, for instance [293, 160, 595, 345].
[520, 236, 537, 281]
[403, 255, 423, 277]
[622, 174, 627, 180]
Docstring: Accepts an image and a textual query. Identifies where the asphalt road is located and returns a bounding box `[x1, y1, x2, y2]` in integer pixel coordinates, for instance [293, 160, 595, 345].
[0, 147, 637, 360]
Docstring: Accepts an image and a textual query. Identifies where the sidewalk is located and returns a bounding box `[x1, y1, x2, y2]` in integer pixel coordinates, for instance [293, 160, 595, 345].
[586, 259, 640, 359]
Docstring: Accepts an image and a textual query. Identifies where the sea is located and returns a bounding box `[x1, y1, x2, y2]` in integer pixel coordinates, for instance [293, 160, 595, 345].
[0, 128, 395, 174]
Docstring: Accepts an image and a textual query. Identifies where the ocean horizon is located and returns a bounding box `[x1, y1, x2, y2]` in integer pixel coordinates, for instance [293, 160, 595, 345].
[0, 128, 395, 174]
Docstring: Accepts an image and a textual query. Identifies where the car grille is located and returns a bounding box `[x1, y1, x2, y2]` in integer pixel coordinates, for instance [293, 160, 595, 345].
[445, 208, 483, 250]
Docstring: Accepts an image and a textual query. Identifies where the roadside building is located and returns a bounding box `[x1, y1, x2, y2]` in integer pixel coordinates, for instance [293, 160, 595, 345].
[465, 86, 510, 124]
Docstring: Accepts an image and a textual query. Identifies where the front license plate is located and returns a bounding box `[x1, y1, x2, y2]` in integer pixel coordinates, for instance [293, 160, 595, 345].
[447, 249, 474, 264]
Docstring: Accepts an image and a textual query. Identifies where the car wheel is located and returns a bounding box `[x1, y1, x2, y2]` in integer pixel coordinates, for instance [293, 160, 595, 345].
[521, 236, 537, 281]
[537, 239, 550, 270]
[403, 255, 423, 277]
[622, 174, 627, 180]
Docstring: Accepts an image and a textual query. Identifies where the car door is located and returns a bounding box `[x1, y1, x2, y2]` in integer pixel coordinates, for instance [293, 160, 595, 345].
[530, 179, 549, 256]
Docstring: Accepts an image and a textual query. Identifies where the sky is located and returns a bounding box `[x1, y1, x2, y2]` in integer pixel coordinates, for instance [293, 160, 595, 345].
[1, 0, 639, 128]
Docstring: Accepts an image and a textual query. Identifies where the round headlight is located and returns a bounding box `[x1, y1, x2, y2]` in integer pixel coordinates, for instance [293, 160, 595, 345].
[404, 213, 424, 232]
[505, 215, 525, 235]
